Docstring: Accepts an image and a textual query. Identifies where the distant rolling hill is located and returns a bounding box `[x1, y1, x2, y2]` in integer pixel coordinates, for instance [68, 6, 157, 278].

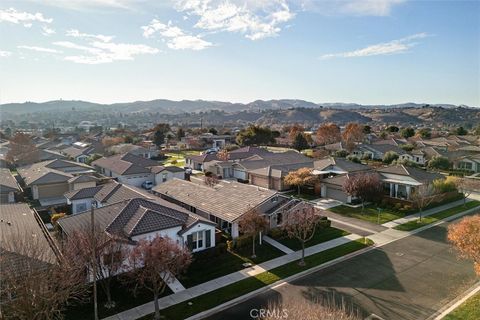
[0, 99, 469, 115]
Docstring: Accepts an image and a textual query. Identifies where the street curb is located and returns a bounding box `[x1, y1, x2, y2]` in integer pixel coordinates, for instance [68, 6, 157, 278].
[186, 205, 480, 320]
[426, 281, 480, 320]
[185, 242, 376, 320]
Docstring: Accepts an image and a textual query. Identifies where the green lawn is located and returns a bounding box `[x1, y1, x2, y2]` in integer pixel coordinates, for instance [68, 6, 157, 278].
[179, 242, 285, 288]
[394, 201, 480, 231]
[140, 238, 373, 320]
[330, 205, 406, 224]
[162, 150, 200, 167]
[64, 277, 172, 320]
[273, 226, 349, 251]
[444, 292, 480, 320]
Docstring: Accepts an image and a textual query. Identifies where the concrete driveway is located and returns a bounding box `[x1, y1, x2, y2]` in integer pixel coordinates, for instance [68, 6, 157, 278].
[312, 198, 343, 210]
[205, 218, 478, 320]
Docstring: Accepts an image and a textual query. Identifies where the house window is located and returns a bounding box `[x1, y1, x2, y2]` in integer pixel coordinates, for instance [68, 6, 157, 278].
[276, 212, 283, 225]
[75, 203, 87, 213]
[191, 231, 204, 250]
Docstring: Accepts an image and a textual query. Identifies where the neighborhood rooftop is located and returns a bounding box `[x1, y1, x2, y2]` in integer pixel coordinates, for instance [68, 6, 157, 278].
[153, 178, 277, 223]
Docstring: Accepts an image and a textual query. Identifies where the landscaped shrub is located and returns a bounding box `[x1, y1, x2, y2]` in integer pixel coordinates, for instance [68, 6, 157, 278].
[394, 203, 402, 210]
[433, 178, 457, 193]
[226, 240, 234, 251]
[268, 228, 285, 239]
[234, 235, 253, 249]
[346, 155, 361, 163]
[318, 216, 331, 228]
[51, 212, 66, 225]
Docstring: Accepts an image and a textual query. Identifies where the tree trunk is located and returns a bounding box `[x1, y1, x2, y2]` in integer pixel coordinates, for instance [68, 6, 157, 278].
[104, 286, 114, 309]
[419, 207, 423, 222]
[251, 235, 256, 259]
[464, 195, 467, 207]
[297, 185, 301, 195]
[153, 291, 160, 320]
[361, 200, 365, 213]
[299, 241, 306, 266]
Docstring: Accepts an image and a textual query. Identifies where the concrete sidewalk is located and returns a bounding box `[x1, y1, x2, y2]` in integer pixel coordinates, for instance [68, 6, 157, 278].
[382, 198, 469, 228]
[103, 233, 361, 320]
[323, 210, 387, 233]
[262, 235, 294, 254]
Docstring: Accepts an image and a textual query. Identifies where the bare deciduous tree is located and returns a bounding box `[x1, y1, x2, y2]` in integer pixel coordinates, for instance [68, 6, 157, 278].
[261, 296, 362, 320]
[282, 206, 323, 266]
[411, 182, 439, 221]
[1, 228, 87, 320]
[6, 132, 39, 165]
[216, 149, 230, 161]
[239, 208, 269, 258]
[452, 177, 480, 206]
[126, 236, 192, 320]
[342, 173, 383, 212]
[70, 227, 128, 309]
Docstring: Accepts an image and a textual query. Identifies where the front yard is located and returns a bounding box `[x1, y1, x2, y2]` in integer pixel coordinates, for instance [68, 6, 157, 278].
[444, 292, 480, 320]
[179, 242, 285, 288]
[143, 238, 374, 320]
[271, 226, 349, 251]
[393, 201, 480, 231]
[162, 150, 200, 168]
[330, 205, 406, 224]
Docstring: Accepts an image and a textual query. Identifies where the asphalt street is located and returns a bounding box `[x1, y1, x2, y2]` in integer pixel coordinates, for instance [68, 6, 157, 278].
[205, 219, 478, 320]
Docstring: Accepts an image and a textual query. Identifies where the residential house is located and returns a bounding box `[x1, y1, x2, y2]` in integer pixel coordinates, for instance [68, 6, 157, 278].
[353, 144, 407, 160]
[152, 166, 185, 185]
[17, 159, 94, 206]
[109, 144, 159, 159]
[92, 153, 165, 187]
[153, 178, 307, 238]
[0, 203, 57, 296]
[64, 180, 152, 214]
[377, 165, 444, 201]
[0, 168, 21, 203]
[314, 157, 372, 202]
[453, 154, 480, 173]
[58, 197, 217, 253]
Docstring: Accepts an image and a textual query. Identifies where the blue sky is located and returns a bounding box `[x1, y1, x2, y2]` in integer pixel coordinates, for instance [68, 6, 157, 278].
[0, 0, 478, 106]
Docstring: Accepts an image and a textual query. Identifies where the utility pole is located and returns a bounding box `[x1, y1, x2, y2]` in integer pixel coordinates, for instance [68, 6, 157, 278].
[91, 201, 98, 320]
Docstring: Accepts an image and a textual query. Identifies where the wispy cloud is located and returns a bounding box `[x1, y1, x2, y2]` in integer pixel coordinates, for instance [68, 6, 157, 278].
[0, 50, 12, 57]
[66, 29, 114, 42]
[29, 0, 137, 10]
[320, 33, 429, 59]
[174, 0, 294, 40]
[142, 19, 212, 50]
[0, 8, 53, 26]
[53, 34, 159, 64]
[42, 25, 56, 36]
[18, 45, 62, 53]
[301, 0, 405, 17]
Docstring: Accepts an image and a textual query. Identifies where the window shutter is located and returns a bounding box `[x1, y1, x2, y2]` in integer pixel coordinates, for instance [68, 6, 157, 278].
[205, 230, 211, 248]
[187, 234, 193, 250]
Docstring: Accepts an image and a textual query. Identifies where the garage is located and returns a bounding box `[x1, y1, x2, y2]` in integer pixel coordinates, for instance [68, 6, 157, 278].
[38, 182, 69, 199]
[325, 186, 348, 203]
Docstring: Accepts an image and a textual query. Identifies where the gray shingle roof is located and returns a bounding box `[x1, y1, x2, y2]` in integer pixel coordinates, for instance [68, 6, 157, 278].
[92, 153, 159, 175]
[153, 178, 277, 222]
[58, 197, 212, 239]
[64, 181, 150, 205]
[377, 165, 444, 183]
[17, 161, 74, 186]
[314, 157, 370, 173]
[0, 168, 20, 191]
[0, 203, 57, 275]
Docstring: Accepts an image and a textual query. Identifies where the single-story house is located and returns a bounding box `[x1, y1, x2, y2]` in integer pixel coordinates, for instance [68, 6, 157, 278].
[0, 168, 21, 203]
[153, 178, 305, 238]
[109, 144, 159, 159]
[58, 197, 217, 253]
[453, 154, 480, 173]
[64, 180, 152, 214]
[352, 144, 407, 160]
[377, 165, 444, 201]
[17, 159, 94, 205]
[92, 153, 164, 187]
[152, 166, 185, 185]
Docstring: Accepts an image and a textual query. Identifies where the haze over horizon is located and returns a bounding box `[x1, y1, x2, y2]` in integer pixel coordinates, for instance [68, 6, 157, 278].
[1, 0, 479, 106]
